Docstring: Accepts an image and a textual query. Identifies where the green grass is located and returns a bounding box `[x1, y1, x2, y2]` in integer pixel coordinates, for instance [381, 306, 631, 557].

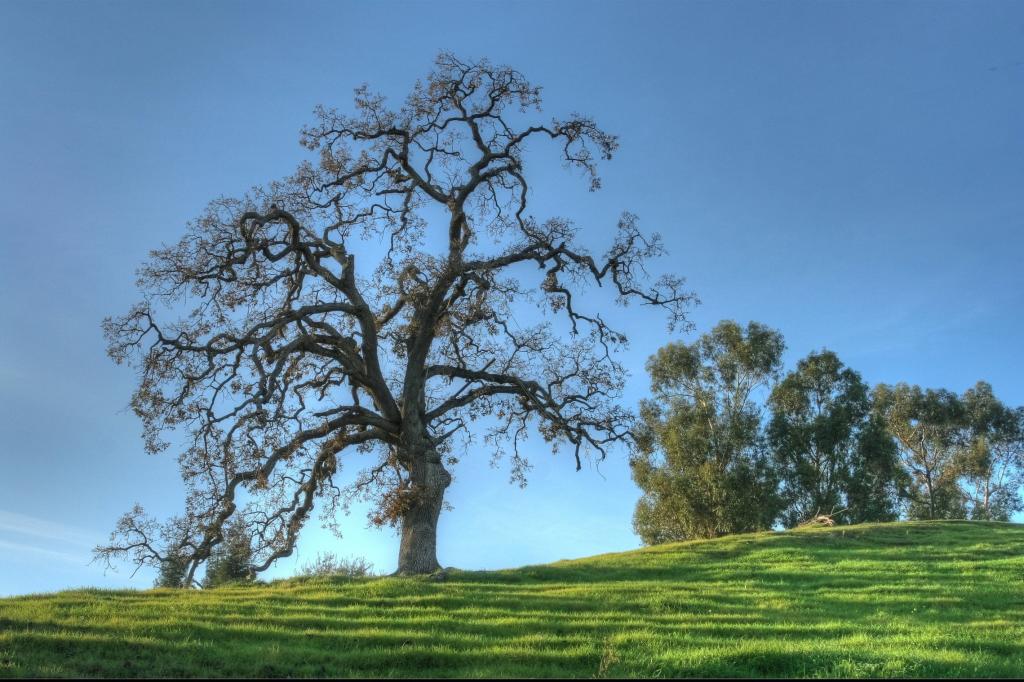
[1, 521, 1023, 678]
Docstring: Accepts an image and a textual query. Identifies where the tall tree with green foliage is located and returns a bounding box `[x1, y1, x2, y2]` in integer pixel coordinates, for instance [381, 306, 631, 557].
[958, 382, 1024, 521]
[873, 384, 966, 520]
[768, 350, 901, 526]
[631, 321, 785, 543]
[844, 414, 906, 524]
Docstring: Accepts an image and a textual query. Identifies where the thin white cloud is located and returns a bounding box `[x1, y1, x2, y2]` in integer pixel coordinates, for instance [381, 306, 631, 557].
[0, 538, 87, 565]
[0, 509, 99, 548]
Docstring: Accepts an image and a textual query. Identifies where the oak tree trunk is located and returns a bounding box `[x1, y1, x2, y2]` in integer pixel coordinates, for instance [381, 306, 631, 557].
[396, 456, 451, 574]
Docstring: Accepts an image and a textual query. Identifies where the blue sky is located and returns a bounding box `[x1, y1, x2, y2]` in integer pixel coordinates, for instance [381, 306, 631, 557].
[1, 0, 1022, 596]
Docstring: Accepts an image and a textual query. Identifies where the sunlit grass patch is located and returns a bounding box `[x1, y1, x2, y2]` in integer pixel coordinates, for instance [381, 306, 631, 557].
[1, 521, 1022, 677]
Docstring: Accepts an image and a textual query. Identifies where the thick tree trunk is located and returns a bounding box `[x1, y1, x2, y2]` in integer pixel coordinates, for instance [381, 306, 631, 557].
[396, 457, 451, 575]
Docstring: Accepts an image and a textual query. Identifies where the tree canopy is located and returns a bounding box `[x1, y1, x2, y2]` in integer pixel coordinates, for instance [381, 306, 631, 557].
[768, 350, 902, 527]
[956, 382, 1024, 521]
[94, 52, 693, 581]
[633, 327, 1023, 544]
[873, 383, 968, 520]
[631, 321, 784, 542]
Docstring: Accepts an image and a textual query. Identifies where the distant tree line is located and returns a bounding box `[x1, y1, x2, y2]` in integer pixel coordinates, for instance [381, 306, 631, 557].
[631, 320, 1024, 544]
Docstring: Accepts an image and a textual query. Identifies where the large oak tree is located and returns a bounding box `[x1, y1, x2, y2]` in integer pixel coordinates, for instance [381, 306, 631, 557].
[95, 53, 692, 581]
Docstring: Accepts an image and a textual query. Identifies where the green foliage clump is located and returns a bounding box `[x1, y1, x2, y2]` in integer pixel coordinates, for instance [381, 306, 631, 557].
[631, 320, 785, 542]
[154, 549, 189, 588]
[873, 381, 1024, 522]
[873, 383, 967, 520]
[202, 519, 253, 588]
[844, 414, 906, 524]
[768, 350, 904, 527]
[958, 382, 1024, 521]
[634, 320, 1023, 540]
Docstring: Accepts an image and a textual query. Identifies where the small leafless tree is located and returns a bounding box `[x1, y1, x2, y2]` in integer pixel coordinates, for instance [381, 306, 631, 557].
[95, 52, 693, 580]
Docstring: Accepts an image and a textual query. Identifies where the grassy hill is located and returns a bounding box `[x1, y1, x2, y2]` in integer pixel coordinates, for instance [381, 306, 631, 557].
[1, 521, 1022, 678]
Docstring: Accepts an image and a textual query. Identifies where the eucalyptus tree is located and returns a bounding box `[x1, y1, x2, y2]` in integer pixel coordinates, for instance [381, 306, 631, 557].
[844, 414, 905, 524]
[631, 321, 784, 543]
[95, 53, 693, 580]
[768, 350, 902, 526]
[958, 382, 1024, 521]
[873, 383, 966, 520]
